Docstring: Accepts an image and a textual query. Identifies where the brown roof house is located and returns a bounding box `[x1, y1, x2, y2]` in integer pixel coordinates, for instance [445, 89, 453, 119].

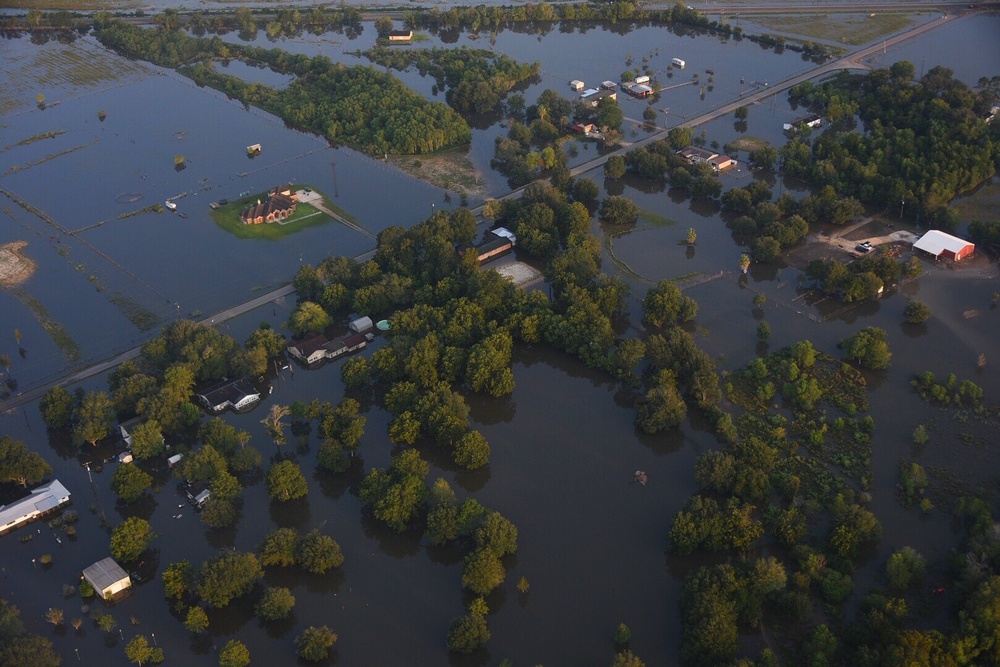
[240, 187, 298, 225]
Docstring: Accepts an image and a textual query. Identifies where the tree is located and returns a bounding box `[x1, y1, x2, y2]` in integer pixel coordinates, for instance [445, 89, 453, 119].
[374, 16, 393, 38]
[839, 327, 892, 369]
[600, 195, 639, 226]
[184, 606, 209, 634]
[454, 430, 491, 469]
[595, 96, 624, 131]
[739, 254, 751, 272]
[613, 651, 646, 667]
[447, 598, 490, 654]
[260, 527, 299, 567]
[615, 622, 632, 644]
[296, 626, 337, 661]
[734, 105, 749, 121]
[0, 436, 51, 487]
[903, 300, 931, 324]
[266, 460, 308, 502]
[462, 548, 505, 595]
[605, 155, 626, 180]
[642, 279, 697, 327]
[197, 552, 263, 608]
[296, 530, 344, 574]
[219, 640, 250, 667]
[256, 587, 295, 621]
[110, 517, 155, 563]
[39, 387, 74, 429]
[636, 372, 687, 434]
[686, 228, 697, 246]
[125, 635, 163, 665]
[111, 463, 153, 503]
[129, 420, 164, 459]
[887, 546, 926, 591]
[288, 301, 331, 337]
[162, 561, 193, 601]
[260, 403, 291, 449]
[43, 608, 63, 626]
[757, 322, 771, 341]
[74, 390, 115, 446]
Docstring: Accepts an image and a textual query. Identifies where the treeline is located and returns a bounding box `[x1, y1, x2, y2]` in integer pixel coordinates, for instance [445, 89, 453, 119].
[363, 46, 540, 115]
[94, 21, 471, 155]
[786, 63, 1000, 228]
[623, 127, 723, 200]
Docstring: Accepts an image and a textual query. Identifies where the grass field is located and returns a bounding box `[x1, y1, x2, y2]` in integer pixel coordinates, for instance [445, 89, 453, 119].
[210, 185, 333, 240]
[953, 182, 1000, 226]
[749, 13, 914, 46]
[729, 136, 771, 153]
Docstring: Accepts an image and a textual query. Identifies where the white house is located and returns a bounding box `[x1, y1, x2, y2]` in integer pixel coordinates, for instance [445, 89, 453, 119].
[82, 557, 132, 600]
[196, 377, 261, 413]
[0, 480, 71, 535]
[288, 333, 332, 365]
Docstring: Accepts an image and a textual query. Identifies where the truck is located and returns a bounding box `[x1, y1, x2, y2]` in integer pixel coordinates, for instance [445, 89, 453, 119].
[672, 58, 686, 69]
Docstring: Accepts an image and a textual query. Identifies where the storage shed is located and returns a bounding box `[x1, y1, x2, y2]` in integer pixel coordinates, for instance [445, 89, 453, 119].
[82, 557, 132, 600]
[569, 79, 585, 91]
[912, 230, 975, 261]
[349, 316, 374, 333]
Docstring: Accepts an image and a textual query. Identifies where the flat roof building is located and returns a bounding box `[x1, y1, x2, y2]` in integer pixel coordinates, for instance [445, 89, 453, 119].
[912, 230, 975, 261]
[0, 480, 71, 535]
[82, 557, 132, 600]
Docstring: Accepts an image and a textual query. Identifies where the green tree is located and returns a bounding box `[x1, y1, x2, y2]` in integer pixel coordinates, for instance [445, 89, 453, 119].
[599, 195, 639, 226]
[295, 626, 337, 661]
[39, 387, 74, 429]
[474, 511, 518, 557]
[612, 651, 646, 667]
[74, 390, 115, 446]
[296, 530, 344, 574]
[615, 622, 632, 644]
[129, 420, 164, 459]
[111, 463, 153, 503]
[219, 640, 250, 667]
[260, 527, 299, 567]
[374, 16, 394, 38]
[447, 598, 490, 654]
[839, 327, 892, 370]
[886, 546, 926, 591]
[359, 449, 430, 532]
[124, 635, 163, 665]
[757, 321, 771, 341]
[196, 552, 263, 608]
[110, 517, 156, 563]
[461, 548, 505, 595]
[256, 587, 295, 621]
[454, 430, 491, 470]
[184, 606, 209, 634]
[200, 498, 238, 530]
[288, 301, 332, 337]
[636, 371, 687, 434]
[642, 279, 697, 327]
[734, 105, 749, 121]
[0, 436, 51, 487]
[162, 561, 193, 601]
[903, 300, 932, 324]
[605, 155, 627, 180]
[266, 460, 308, 501]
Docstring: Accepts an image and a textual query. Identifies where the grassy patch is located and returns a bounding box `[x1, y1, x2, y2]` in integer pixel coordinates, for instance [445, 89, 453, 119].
[390, 148, 487, 200]
[638, 210, 677, 227]
[3, 137, 99, 176]
[12, 289, 81, 361]
[1, 130, 66, 153]
[210, 185, 333, 240]
[952, 182, 1000, 226]
[603, 229, 652, 284]
[728, 136, 771, 153]
[108, 294, 161, 331]
[749, 13, 913, 46]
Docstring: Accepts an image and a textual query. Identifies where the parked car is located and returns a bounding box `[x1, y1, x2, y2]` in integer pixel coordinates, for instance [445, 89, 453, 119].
[855, 241, 873, 253]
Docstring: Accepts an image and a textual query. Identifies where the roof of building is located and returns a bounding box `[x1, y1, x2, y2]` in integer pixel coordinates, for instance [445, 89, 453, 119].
[82, 557, 129, 591]
[477, 236, 513, 254]
[389, 29, 412, 37]
[198, 377, 259, 409]
[240, 187, 297, 223]
[342, 332, 368, 348]
[0, 480, 70, 528]
[913, 230, 974, 257]
[350, 316, 374, 331]
[678, 146, 719, 161]
[289, 333, 330, 357]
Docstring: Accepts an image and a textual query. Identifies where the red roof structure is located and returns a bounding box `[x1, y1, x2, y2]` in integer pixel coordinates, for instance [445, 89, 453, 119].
[240, 187, 298, 225]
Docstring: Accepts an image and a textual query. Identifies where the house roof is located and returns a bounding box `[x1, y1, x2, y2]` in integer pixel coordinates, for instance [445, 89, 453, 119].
[289, 333, 330, 357]
[350, 316, 373, 330]
[342, 332, 368, 348]
[240, 187, 297, 223]
[82, 557, 129, 591]
[0, 480, 71, 528]
[197, 377, 259, 408]
[678, 146, 719, 161]
[913, 230, 973, 257]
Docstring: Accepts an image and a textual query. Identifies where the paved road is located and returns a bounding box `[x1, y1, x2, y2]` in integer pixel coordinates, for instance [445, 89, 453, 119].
[0, 10, 959, 415]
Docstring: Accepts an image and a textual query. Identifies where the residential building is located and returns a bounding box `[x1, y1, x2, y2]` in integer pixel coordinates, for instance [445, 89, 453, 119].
[0, 480, 71, 535]
[288, 333, 333, 365]
[783, 114, 822, 132]
[388, 29, 413, 42]
[569, 80, 585, 91]
[240, 186, 298, 225]
[196, 377, 261, 413]
[82, 558, 132, 600]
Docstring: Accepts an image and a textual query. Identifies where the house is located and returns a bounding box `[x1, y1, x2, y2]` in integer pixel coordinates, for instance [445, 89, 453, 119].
[118, 452, 133, 464]
[323, 338, 349, 360]
[196, 377, 261, 413]
[0, 480, 71, 535]
[708, 155, 737, 172]
[571, 123, 597, 135]
[579, 88, 600, 101]
[473, 233, 514, 263]
[186, 482, 211, 508]
[672, 58, 686, 69]
[239, 186, 298, 225]
[388, 29, 413, 42]
[349, 316, 374, 333]
[677, 146, 720, 165]
[581, 90, 617, 108]
[118, 416, 162, 450]
[491, 227, 517, 245]
[288, 333, 333, 365]
[912, 230, 975, 261]
[82, 557, 132, 600]
[783, 114, 822, 132]
[626, 84, 653, 99]
[634, 75, 650, 85]
[246, 143, 262, 155]
[341, 332, 368, 352]
[601, 81, 617, 90]
[569, 79, 585, 91]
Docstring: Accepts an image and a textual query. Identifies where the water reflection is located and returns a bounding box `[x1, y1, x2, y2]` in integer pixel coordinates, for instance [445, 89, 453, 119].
[359, 512, 421, 559]
[268, 496, 311, 530]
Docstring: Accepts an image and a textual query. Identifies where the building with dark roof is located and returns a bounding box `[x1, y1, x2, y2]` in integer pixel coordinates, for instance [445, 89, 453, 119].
[240, 187, 298, 225]
[197, 377, 261, 413]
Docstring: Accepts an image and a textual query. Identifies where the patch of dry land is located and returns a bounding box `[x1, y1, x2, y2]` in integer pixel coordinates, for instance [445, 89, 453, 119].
[729, 136, 771, 152]
[390, 148, 488, 200]
[0, 241, 37, 287]
[748, 13, 914, 46]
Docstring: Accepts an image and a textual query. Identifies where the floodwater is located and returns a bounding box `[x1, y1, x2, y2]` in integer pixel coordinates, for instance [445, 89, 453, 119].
[1, 13, 999, 667]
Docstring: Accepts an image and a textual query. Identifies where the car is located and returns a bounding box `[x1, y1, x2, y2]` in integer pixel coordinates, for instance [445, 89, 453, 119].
[855, 242, 872, 253]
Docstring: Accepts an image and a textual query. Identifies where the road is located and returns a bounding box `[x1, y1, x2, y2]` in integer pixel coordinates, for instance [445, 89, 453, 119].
[0, 9, 960, 415]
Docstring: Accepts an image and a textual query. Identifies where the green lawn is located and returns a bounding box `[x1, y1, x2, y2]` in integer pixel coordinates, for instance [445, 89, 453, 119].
[210, 185, 333, 240]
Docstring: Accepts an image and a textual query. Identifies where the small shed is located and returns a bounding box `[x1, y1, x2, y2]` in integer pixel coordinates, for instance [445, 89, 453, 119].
[913, 230, 975, 261]
[634, 75, 650, 85]
[601, 81, 617, 90]
[167, 454, 183, 468]
[569, 79, 585, 91]
[82, 557, 132, 600]
[349, 316, 374, 333]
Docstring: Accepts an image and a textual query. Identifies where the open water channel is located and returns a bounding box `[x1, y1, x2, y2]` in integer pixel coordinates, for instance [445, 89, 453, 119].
[0, 10, 998, 666]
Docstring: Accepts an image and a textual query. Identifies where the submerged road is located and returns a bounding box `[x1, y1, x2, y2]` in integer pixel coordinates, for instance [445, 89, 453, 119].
[0, 10, 961, 415]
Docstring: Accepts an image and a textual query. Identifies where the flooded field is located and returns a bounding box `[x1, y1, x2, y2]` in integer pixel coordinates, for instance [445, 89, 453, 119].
[0, 9, 998, 666]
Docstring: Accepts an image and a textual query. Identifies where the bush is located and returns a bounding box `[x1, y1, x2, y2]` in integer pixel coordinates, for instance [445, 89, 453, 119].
[295, 626, 337, 661]
[903, 300, 931, 324]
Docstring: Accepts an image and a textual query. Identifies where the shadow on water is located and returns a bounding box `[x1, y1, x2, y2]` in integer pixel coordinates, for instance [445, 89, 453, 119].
[465, 392, 516, 426]
[204, 518, 240, 551]
[269, 497, 311, 530]
[359, 511, 421, 559]
[900, 321, 929, 339]
[425, 542, 464, 567]
[314, 460, 364, 501]
[115, 494, 156, 522]
[454, 466, 491, 494]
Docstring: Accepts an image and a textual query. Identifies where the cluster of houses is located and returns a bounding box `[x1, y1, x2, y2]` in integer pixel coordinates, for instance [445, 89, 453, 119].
[239, 186, 298, 225]
[676, 146, 737, 173]
[288, 316, 375, 365]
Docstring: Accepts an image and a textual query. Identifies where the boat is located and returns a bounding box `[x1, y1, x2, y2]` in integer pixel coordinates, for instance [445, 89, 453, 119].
[164, 201, 177, 211]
